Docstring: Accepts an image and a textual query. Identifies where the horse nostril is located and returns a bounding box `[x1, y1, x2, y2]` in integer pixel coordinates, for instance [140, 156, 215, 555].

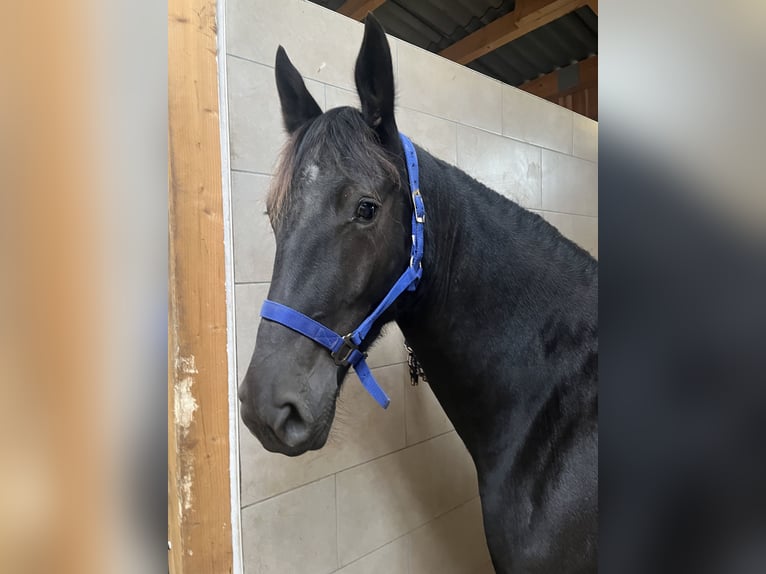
[273, 403, 311, 448]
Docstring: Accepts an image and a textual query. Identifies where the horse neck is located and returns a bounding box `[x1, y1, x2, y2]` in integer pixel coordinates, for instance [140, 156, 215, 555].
[396, 147, 598, 471]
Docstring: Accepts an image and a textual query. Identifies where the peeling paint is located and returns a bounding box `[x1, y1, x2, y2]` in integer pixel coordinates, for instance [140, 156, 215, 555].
[180, 467, 194, 512]
[177, 354, 198, 374]
[174, 354, 198, 517]
[175, 376, 198, 429]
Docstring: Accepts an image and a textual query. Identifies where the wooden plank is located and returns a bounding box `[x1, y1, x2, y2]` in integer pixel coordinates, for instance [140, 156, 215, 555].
[577, 54, 598, 86]
[337, 0, 387, 21]
[439, 0, 587, 65]
[168, 0, 232, 571]
[168, 297, 183, 574]
[519, 56, 598, 120]
[519, 71, 560, 99]
[573, 90, 586, 116]
[518, 55, 598, 99]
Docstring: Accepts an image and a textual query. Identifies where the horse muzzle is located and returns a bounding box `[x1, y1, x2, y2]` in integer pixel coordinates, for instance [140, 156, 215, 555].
[238, 372, 335, 456]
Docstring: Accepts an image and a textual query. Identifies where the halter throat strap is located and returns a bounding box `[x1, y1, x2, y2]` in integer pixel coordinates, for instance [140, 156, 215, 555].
[259, 133, 424, 409]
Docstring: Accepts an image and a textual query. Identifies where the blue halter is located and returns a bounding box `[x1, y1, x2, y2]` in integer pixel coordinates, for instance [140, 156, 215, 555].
[260, 133, 424, 409]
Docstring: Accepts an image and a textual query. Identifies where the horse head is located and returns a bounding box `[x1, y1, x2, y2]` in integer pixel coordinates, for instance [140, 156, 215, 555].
[238, 16, 413, 455]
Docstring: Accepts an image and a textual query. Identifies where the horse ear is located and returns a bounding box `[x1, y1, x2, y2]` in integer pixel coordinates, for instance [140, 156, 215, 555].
[275, 46, 322, 134]
[354, 13, 398, 147]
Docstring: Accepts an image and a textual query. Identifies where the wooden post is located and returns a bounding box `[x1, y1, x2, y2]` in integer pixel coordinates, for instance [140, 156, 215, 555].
[168, 0, 233, 571]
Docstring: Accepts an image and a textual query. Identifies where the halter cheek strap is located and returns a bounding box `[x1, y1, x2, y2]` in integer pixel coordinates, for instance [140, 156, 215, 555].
[259, 133, 424, 409]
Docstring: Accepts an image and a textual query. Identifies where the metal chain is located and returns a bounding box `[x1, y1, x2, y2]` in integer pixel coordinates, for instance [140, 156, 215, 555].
[404, 341, 427, 386]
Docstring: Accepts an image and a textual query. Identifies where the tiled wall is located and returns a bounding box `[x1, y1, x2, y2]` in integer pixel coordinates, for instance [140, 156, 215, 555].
[224, 1, 598, 573]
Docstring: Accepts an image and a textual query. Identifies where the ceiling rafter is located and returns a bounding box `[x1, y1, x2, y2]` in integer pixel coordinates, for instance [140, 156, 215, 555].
[519, 56, 598, 119]
[337, 0, 387, 21]
[518, 54, 597, 98]
[439, 0, 588, 65]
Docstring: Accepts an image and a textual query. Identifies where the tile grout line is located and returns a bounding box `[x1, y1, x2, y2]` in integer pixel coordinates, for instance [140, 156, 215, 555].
[500, 82, 505, 139]
[241, 473, 330, 512]
[231, 167, 273, 177]
[571, 111, 575, 158]
[540, 149, 546, 212]
[334, 473, 340, 570]
[530, 208, 598, 219]
[334, 531, 410, 572]
[402, 373, 409, 445]
[537, 144, 544, 209]
[227, 52, 273, 69]
[406, 528, 413, 574]
[240, 428, 457, 511]
[340, 494, 482, 570]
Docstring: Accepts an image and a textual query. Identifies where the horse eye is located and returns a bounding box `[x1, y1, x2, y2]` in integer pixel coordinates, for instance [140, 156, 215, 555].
[356, 199, 378, 221]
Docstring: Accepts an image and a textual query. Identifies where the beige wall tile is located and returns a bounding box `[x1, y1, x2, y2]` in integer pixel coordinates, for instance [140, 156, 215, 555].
[235, 283, 271, 381]
[366, 324, 407, 369]
[573, 113, 598, 162]
[241, 476, 337, 574]
[227, 57, 324, 174]
[457, 125, 542, 209]
[409, 498, 491, 574]
[537, 210, 599, 258]
[227, 0, 397, 92]
[232, 171, 275, 283]
[502, 86, 574, 154]
[398, 42, 502, 134]
[325, 85, 359, 110]
[240, 364, 407, 506]
[475, 561, 497, 573]
[396, 107, 458, 165]
[541, 150, 598, 216]
[405, 382, 453, 446]
[336, 431, 478, 565]
[334, 537, 408, 574]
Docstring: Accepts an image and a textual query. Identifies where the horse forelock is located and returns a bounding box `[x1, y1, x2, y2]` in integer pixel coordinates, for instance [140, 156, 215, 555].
[267, 107, 401, 225]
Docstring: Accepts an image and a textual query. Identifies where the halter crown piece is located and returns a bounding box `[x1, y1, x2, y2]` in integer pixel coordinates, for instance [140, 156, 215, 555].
[259, 133, 425, 409]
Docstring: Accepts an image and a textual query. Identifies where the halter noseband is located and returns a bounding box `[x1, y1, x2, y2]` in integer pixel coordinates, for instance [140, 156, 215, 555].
[259, 133, 424, 409]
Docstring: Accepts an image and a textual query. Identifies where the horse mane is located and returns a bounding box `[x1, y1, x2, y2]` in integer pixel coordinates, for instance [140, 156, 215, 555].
[267, 107, 401, 224]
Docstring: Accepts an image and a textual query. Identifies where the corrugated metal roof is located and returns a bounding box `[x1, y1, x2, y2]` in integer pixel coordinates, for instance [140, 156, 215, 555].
[309, 0, 597, 87]
[373, 0, 518, 52]
[469, 7, 597, 85]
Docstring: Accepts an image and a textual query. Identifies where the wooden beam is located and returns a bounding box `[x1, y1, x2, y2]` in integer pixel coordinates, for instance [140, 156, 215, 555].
[168, 0, 232, 571]
[519, 55, 597, 99]
[337, 0, 387, 21]
[440, 0, 587, 65]
[519, 56, 597, 119]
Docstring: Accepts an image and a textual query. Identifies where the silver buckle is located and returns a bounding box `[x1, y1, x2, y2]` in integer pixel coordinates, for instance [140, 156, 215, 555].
[412, 189, 425, 224]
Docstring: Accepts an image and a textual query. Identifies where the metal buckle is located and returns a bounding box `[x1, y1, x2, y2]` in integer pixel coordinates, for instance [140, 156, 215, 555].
[412, 189, 425, 224]
[331, 334, 362, 367]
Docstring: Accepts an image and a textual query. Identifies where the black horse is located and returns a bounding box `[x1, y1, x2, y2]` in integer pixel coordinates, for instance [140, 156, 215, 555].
[238, 15, 597, 574]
